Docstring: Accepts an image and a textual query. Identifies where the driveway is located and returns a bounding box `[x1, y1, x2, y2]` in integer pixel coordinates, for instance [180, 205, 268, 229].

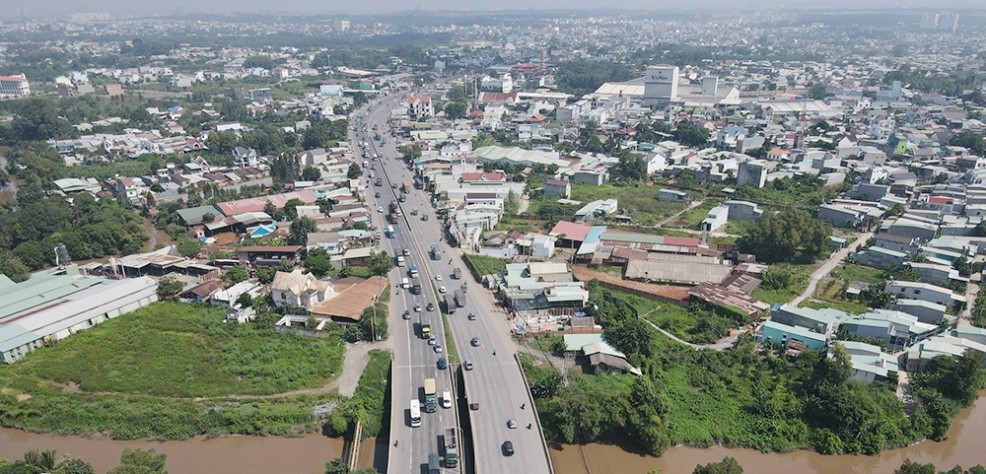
[790, 230, 873, 306]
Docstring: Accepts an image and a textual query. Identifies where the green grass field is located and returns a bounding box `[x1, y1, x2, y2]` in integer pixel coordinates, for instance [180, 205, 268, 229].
[8, 302, 345, 398]
[462, 254, 510, 279]
[0, 302, 349, 439]
[751, 263, 817, 305]
[570, 183, 689, 226]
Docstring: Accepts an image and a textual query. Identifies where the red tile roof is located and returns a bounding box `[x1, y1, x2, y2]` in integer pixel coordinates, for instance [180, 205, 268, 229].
[549, 221, 591, 242]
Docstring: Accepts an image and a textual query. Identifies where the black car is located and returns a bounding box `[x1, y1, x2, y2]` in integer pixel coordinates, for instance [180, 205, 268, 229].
[437, 358, 447, 370]
[426, 302, 435, 312]
[502, 441, 514, 456]
[402, 310, 410, 320]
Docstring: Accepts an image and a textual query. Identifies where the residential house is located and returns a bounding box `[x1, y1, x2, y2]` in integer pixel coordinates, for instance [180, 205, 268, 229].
[574, 199, 618, 222]
[759, 320, 828, 351]
[894, 299, 948, 324]
[906, 262, 968, 287]
[271, 271, 332, 309]
[657, 189, 689, 202]
[885, 280, 966, 307]
[701, 205, 729, 232]
[724, 200, 763, 221]
[854, 246, 908, 270]
[543, 179, 572, 198]
[210, 281, 262, 308]
[839, 341, 899, 384]
[736, 161, 769, 188]
[233, 146, 259, 168]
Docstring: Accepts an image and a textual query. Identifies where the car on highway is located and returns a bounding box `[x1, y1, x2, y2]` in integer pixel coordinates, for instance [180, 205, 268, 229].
[434, 343, 443, 353]
[507, 419, 518, 429]
[435, 274, 442, 281]
[502, 441, 514, 456]
[428, 336, 436, 345]
[414, 303, 422, 312]
[437, 358, 447, 370]
[470, 337, 480, 347]
[426, 302, 435, 311]
[402, 310, 410, 320]
[375, 192, 381, 198]
[467, 313, 477, 321]
[377, 207, 383, 213]
[439, 286, 447, 293]
[464, 360, 473, 370]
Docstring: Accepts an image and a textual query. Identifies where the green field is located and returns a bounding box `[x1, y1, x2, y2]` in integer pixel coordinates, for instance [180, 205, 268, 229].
[800, 265, 885, 314]
[9, 302, 344, 397]
[751, 263, 817, 305]
[326, 349, 392, 439]
[674, 198, 722, 229]
[570, 183, 689, 226]
[462, 254, 510, 279]
[0, 302, 348, 439]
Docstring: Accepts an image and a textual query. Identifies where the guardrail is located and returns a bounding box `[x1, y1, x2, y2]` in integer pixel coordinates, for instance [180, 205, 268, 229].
[513, 353, 555, 474]
[344, 420, 363, 471]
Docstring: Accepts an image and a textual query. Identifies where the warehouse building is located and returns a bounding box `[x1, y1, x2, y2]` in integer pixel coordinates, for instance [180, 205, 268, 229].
[0, 266, 158, 364]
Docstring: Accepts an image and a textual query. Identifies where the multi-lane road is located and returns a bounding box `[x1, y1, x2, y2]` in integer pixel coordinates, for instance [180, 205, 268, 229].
[351, 93, 553, 474]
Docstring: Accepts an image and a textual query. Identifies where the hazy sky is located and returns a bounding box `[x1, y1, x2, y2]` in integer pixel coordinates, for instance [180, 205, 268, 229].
[2, 0, 981, 19]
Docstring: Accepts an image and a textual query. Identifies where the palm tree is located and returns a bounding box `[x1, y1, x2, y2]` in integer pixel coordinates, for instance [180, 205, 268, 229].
[23, 449, 58, 471]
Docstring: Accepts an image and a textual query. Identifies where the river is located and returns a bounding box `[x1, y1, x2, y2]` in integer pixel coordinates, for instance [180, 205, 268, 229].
[1, 393, 984, 474]
[0, 430, 379, 474]
[549, 390, 986, 474]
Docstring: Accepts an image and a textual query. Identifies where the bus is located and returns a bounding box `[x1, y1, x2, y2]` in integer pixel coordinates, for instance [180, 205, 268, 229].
[409, 399, 422, 428]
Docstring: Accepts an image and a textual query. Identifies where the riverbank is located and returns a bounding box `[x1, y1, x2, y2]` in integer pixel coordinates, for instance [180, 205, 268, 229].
[0, 429, 378, 474]
[549, 389, 986, 474]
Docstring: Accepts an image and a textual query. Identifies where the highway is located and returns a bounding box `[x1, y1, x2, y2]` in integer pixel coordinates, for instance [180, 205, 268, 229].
[350, 95, 462, 474]
[354, 93, 553, 474]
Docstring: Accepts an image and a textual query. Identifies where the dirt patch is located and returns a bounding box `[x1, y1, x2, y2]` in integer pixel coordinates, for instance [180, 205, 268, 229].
[63, 381, 81, 393]
[572, 265, 690, 303]
[16, 394, 31, 402]
[0, 388, 12, 396]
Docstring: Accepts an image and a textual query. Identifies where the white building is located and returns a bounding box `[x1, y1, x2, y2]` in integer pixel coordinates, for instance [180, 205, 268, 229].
[271, 271, 332, 309]
[0, 74, 30, 97]
[643, 65, 678, 108]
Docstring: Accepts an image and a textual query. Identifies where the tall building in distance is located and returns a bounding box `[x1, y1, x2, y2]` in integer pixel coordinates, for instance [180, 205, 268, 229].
[920, 11, 959, 32]
[643, 65, 679, 108]
[0, 74, 30, 98]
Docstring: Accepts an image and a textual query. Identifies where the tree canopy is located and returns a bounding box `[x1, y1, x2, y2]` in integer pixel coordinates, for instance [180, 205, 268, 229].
[738, 209, 831, 264]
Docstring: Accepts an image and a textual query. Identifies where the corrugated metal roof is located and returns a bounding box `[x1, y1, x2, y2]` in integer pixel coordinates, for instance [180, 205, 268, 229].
[0, 272, 104, 322]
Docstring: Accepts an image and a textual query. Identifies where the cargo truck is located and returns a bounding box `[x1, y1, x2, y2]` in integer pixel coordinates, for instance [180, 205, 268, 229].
[408, 264, 419, 278]
[443, 428, 459, 467]
[420, 319, 431, 339]
[423, 378, 437, 413]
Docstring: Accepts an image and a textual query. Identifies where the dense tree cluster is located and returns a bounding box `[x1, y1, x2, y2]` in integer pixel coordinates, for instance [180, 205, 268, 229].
[555, 60, 636, 96]
[693, 457, 744, 474]
[895, 460, 986, 474]
[739, 209, 832, 264]
[0, 193, 147, 279]
[0, 448, 166, 474]
[672, 121, 712, 147]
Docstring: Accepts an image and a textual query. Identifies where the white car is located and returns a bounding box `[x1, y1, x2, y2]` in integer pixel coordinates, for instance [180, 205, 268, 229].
[435, 275, 443, 281]
[439, 286, 447, 294]
[377, 207, 383, 213]
[434, 343, 443, 353]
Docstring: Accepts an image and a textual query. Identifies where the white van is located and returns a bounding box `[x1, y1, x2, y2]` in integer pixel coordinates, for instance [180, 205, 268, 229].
[441, 390, 452, 409]
[401, 278, 410, 289]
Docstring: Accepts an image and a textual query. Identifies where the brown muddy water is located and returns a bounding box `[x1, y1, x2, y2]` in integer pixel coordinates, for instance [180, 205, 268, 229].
[0, 430, 380, 474]
[550, 390, 986, 474]
[2, 391, 985, 474]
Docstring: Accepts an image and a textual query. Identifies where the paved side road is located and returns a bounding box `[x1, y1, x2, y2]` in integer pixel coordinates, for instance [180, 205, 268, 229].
[337, 340, 391, 398]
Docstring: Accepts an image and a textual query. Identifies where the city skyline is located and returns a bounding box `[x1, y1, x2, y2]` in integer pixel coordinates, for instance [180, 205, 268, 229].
[2, 0, 984, 19]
